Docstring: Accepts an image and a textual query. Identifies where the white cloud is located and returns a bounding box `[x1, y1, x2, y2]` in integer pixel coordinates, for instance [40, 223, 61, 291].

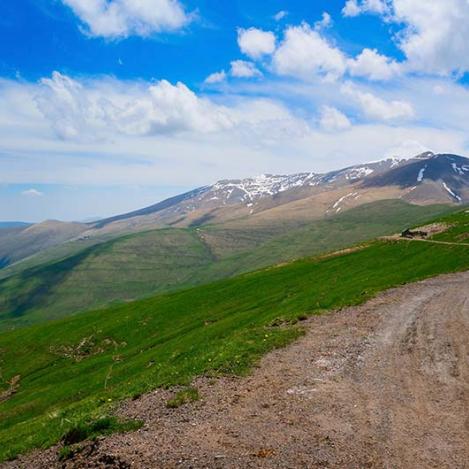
[348, 48, 400, 80]
[237, 28, 276, 59]
[314, 12, 332, 30]
[204, 70, 226, 84]
[274, 10, 288, 22]
[61, 0, 190, 38]
[32, 72, 317, 145]
[22, 188, 44, 197]
[392, 0, 469, 75]
[230, 60, 262, 78]
[342, 83, 414, 120]
[342, 0, 389, 17]
[273, 23, 347, 81]
[343, 0, 469, 76]
[35, 72, 235, 140]
[342, 0, 361, 16]
[267, 21, 399, 82]
[319, 105, 351, 131]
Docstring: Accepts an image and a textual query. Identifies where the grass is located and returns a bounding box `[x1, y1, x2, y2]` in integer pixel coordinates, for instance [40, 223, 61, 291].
[0, 207, 468, 461]
[61, 416, 143, 446]
[0, 200, 454, 331]
[58, 416, 143, 461]
[425, 208, 469, 243]
[166, 386, 200, 408]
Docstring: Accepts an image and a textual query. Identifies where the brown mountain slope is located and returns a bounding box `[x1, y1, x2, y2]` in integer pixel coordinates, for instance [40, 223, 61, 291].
[85, 152, 468, 237]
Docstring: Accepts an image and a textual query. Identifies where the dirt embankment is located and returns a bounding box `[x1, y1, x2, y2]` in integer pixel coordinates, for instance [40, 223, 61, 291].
[6, 271, 469, 469]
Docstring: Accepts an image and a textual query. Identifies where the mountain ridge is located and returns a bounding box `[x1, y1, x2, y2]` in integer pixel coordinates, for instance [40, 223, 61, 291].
[89, 152, 468, 233]
[1, 152, 468, 270]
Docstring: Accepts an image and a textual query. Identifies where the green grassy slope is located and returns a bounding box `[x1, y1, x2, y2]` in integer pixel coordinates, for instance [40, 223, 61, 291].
[0, 201, 454, 331]
[0, 229, 213, 329]
[0, 209, 468, 460]
[0, 235, 111, 281]
[429, 209, 469, 242]
[201, 200, 454, 277]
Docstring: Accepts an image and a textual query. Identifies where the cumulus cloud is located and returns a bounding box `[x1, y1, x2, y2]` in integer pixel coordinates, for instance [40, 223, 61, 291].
[237, 28, 276, 59]
[342, 0, 389, 17]
[319, 105, 351, 131]
[35, 72, 234, 140]
[205, 62, 262, 83]
[33, 72, 314, 143]
[230, 60, 262, 78]
[348, 48, 400, 80]
[22, 188, 44, 197]
[342, 83, 414, 120]
[343, 0, 469, 76]
[342, 0, 361, 16]
[204, 70, 226, 84]
[392, 0, 469, 75]
[61, 0, 190, 38]
[267, 22, 399, 82]
[314, 12, 333, 30]
[273, 23, 347, 81]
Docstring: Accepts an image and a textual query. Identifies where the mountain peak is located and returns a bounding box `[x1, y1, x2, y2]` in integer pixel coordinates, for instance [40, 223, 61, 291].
[414, 151, 435, 160]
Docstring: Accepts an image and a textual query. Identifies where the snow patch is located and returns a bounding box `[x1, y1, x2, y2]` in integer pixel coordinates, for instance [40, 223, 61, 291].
[333, 192, 358, 211]
[451, 163, 465, 175]
[210, 172, 321, 205]
[344, 167, 374, 180]
[442, 182, 461, 202]
[417, 165, 427, 182]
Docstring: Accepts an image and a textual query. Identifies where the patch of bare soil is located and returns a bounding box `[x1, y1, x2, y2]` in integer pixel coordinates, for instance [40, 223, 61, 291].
[6, 271, 469, 469]
[0, 375, 20, 403]
[414, 222, 453, 236]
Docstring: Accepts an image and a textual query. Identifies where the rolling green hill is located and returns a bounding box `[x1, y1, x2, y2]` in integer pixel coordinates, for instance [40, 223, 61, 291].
[0, 208, 468, 462]
[0, 200, 454, 331]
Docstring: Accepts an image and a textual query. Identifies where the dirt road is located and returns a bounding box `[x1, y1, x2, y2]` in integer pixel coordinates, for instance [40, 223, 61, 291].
[8, 271, 469, 468]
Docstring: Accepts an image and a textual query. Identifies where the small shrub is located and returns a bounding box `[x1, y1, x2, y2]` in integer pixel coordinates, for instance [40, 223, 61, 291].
[58, 445, 75, 461]
[61, 417, 142, 446]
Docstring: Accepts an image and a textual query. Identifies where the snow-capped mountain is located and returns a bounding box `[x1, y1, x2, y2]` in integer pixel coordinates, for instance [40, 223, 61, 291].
[92, 152, 468, 232]
[363, 153, 469, 203]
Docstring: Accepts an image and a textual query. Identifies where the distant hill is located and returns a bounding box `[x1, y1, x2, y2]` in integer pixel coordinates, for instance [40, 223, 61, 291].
[0, 222, 30, 229]
[0, 220, 86, 268]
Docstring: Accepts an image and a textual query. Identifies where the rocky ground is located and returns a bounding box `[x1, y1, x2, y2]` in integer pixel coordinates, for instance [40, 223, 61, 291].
[6, 271, 469, 469]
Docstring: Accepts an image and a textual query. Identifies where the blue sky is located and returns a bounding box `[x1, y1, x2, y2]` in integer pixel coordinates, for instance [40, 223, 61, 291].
[1, 1, 398, 83]
[1, 0, 469, 221]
